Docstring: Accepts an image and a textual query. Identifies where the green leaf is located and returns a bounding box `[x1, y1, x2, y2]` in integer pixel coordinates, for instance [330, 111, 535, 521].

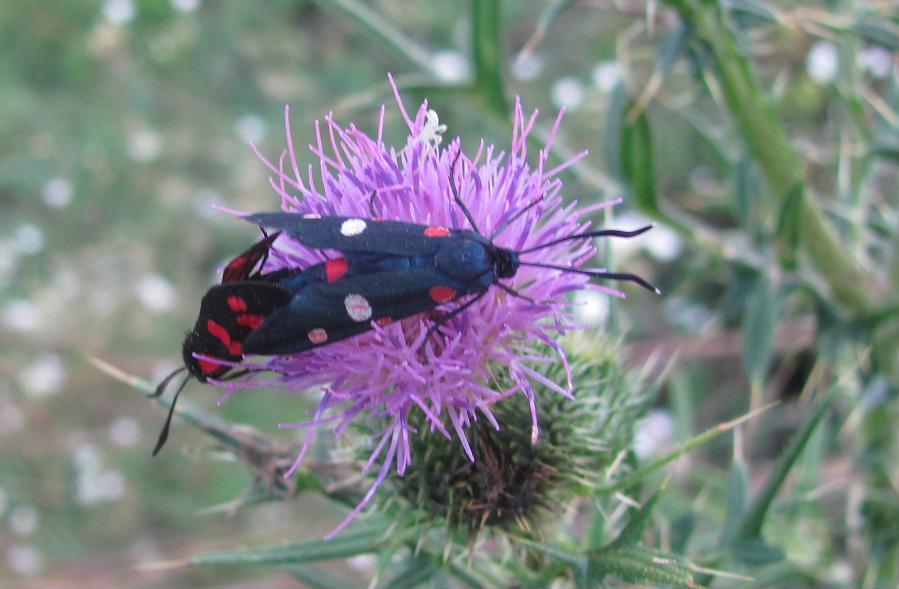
[620, 103, 658, 217]
[719, 457, 749, 545]
[383, 555, 440, 589]
[734, 154, 755, 230]
[608, 488, 664, 549]
[732, 537, 785, 565]
[742, 274, 781, 382]
[589, 547, 694, 588]
[599, 403, 775, 494]
[775, 182, 804, 270]
[536, 0, 577, 34]
[656, 22, 692, 75]
[315, 0, 433, 72]
[191, 526, 394, 566]
[735, 388, 836, 541]
[289, 564, 358, 589]
[851, 15, 899, 51]
[470, 0, 507, 115]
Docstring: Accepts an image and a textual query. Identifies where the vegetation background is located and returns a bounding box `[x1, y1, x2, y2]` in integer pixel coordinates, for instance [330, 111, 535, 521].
[1, 0, 897, 587]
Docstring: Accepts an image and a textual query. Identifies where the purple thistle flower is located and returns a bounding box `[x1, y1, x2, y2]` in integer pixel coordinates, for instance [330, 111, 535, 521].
[212, 76, 635, 538]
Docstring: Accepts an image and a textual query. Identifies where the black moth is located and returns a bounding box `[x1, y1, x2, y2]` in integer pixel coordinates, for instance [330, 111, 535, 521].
[152, 155, 658, 455]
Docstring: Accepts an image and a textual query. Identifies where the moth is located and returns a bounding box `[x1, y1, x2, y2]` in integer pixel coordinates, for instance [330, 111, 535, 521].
[152, 161, 656, 454]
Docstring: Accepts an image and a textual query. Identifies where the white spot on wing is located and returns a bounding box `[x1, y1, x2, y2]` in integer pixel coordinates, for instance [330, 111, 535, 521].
[344, 294, 372, 322]
[307, 328, 328, 344]
[340, 218, 366, 236]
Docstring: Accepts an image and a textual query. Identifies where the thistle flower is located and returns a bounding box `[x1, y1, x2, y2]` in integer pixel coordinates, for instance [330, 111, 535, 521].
[384, 338, 650, 538]
[213, 76, 647, 537]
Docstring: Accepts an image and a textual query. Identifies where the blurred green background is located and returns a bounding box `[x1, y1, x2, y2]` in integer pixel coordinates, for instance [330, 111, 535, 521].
[1, 0, 897, 587]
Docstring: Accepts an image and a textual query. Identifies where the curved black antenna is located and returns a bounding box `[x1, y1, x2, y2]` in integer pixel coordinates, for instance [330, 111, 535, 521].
[151, 365, 187, 398]
[520, 261, 661, 294]
[152, 374, 192, 456]
[518, 224, 654, 255]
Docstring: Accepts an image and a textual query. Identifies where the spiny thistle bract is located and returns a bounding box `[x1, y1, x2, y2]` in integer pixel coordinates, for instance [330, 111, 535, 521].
[376, 338, 651, 540]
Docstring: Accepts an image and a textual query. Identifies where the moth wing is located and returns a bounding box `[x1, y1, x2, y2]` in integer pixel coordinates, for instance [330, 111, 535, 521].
[245, 213, 469, 257]
[185, 282, 292, 378]
[243, 267, 468, 355]
[222, 232, 281, 283]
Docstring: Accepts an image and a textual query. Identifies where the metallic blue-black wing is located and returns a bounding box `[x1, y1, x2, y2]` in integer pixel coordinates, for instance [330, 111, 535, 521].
[183, 282, 292, 380]
[244, 213, 479, 257]
[222, 232, 281, 283]
[243, 267, 475, 355]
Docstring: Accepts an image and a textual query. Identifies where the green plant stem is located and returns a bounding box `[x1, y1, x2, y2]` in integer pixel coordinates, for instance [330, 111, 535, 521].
[315, 0, 433, 72]
[662, 0, 876, 313]
[471, 0, 508, 116]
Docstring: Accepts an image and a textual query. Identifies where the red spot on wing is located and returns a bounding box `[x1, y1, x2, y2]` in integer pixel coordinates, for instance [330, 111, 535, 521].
[227, 341, 242, 355]
[424, 226, 451, 237]
[227, 296, 248, 312]
[429, 286, 457, 303]
[376, 317, 393, 326]
[326, 257, 349, 283]
[198, 358, 223, 374]
[206, 319, 231, 346]
[235, 314, 265, 329]
[223, 256, 248, 282]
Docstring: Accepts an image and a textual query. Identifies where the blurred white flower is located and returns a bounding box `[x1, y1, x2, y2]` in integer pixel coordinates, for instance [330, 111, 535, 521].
[633, 409, 676, 460]
[102, 0, 136, 25]
[550, 76, 586, 110]
[136, 274, 176, 313]
[234, 114, 267, 144]
[431, 49, 470, 83]
[0, 401, 25, 434]
[9, 505, 39, 536]
[72, 443, 127, 505]
[573, 289, 610, 325]
[859, 46, 894, 79]
[18, 354, 66, 398]
[3, 299, 39, 332]
[807, 41, 839, 84]
[109, 417, 141, 447]
[42, 177, 74, 208]
[347, 554, 377, 573]
[127, 128, 162, 162]
[7, 545, 43, 577]
[0, 242, 16, 289]
[611, 211, 681, 261]
[171, 0, 202, 13]
[511, 53, 544, 81]
[591, 60, 621, 93]
[11, 224, 44, 255]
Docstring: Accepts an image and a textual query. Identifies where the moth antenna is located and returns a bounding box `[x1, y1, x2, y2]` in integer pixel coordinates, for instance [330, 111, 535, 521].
[448, 148, 481, 235]
[151, 365, 187, 398]
[518, 224, 654, 255]
[520, 261, 661, 294]
[490, 195, 546, 241]
[152, 374, 192, 456]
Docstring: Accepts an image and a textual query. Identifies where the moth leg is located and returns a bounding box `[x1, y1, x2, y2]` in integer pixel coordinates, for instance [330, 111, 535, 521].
[256, 228, 272, 278]
[448, 149, 481, 235]
[368, 190, 379, 217]
[495, 282, 536, 304]
[425, 289, 488, 341]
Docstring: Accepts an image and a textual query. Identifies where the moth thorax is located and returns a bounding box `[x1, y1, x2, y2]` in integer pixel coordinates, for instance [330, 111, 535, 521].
[434, 240, 491, 282]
